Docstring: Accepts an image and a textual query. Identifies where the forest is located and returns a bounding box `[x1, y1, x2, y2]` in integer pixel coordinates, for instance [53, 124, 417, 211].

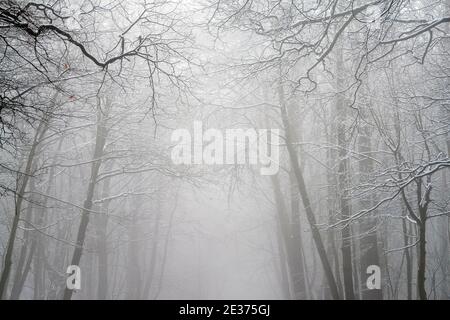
[0, 0, 449, 300]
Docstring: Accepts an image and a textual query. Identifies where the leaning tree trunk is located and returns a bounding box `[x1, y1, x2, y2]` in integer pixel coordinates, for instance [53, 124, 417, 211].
[271, 174, 307, 299]
[0, 116, 50, 299]
[10, 170, 36, 300]
[278, 82, 340, 300]
[63, 104, 108, 300]
[10, 168, 36, 300]
[289, 172, 309, 299]
[10, 136, 64, 299]
[286, 100, 309, 300]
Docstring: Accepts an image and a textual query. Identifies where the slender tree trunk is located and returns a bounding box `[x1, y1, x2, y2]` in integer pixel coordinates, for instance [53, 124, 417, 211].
[12, 237, 36, 299]
[126, 204, 142, 300]
[95, 206, 109, 300]
[153, 196, 177, 300]
[358, 118, 382, 300]
[63, 103, 108, 300]
[10, 174, 35, 299]
[0, 116, 49, 299]
[325, 133, 344, 299]
[274, 214, 292, 299]
[334, 38, 355, 300]
[337, 122, 355, 300]
[271, 174, 307, 299]
[278, 82, 340, 300]
[401, 218, 413, 300]
[95, 160, 113, 300]
[142, 198, 162, 299]
[286, 103, 309, 300]
[33, 239, 45, 299]
[10, 136, 64, 299]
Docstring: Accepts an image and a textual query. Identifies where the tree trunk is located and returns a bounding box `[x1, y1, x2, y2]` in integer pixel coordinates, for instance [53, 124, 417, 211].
[10, 174, 36, 299]
[278, 82, 340, 300]
[95, 160, 113, 300]
[358, 119, 382, 300]
[0, 116, 49, 299]
[334, 37, 355, 300]
[63, 104, 108, 300]
[417, 177, 431, 300]
[142, 198, 163, 299]
[325, 131, 344, 299]
[337, 121, 355, 300]
[153, 197, 176, 299]
[126, 205, 142, 299]
[271, 174, 307, 299]
[274, 213, 292, 299]
[417, 221, 427, 300]
[401, 218, 412, 300]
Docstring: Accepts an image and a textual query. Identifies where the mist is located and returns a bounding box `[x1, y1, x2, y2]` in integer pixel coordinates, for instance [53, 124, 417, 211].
[0, 0, 449, 301]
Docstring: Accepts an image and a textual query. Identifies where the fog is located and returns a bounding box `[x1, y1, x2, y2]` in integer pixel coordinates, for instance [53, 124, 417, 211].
[0, 0, 449, 300]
